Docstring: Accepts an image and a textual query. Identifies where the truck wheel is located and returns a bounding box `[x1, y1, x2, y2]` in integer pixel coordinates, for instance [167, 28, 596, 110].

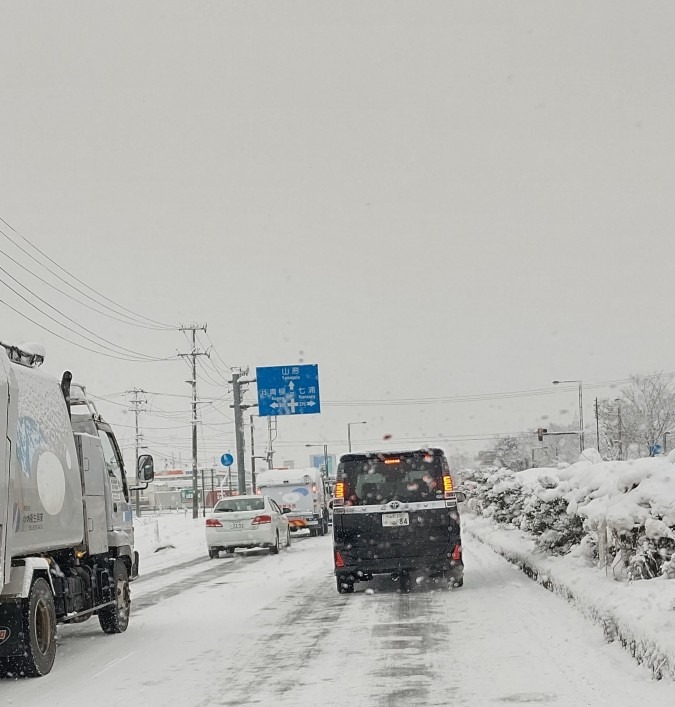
[98, 560, 130, 634]
[208, 548, 220, 559]
[15, 577, 57, 677]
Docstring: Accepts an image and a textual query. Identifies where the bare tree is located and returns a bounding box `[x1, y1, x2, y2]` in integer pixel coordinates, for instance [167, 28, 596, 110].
[492, 436, 529, 471]
[599, 373, 675, 457]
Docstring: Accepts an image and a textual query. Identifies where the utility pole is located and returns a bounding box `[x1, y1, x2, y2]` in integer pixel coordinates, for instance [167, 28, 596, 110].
[267, 416, 277, 469]
[595, 398, 601, 456]
[179, 324, 208, 519]
[617, 400, 623, 461]
[127, 388, 148, 517]
[250, 413, 257, 494]
[230, 368, 255, 494]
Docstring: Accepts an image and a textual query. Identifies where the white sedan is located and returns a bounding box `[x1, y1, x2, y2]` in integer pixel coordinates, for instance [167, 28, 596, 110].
[206, 495, 291, 558]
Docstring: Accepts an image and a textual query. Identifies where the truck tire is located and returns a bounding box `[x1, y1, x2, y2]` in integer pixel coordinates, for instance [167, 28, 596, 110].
[98, 560, 130, 634]
[15, 577, 57, 677]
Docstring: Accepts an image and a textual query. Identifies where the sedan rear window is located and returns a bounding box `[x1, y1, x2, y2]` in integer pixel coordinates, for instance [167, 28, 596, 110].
[214, 498, 265, 512]
[339, 452, 446, 505]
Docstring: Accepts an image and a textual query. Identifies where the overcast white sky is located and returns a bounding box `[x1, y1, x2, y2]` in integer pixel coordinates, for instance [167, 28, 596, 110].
[2, 1, 675, 471]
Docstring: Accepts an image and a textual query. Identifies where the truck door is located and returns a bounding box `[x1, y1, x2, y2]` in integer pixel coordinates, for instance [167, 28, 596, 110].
[97, 430, 132, 531]
[74, 434, 109, 555]
[0, 374, 9, 586]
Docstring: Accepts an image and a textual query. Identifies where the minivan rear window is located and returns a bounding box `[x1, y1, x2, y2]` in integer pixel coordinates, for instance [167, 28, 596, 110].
[214, 498, 265, 512]
[339, 452, 446, 505]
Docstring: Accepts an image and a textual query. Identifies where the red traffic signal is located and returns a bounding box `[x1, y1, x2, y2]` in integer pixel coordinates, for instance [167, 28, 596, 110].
[537, 428, 548, 442]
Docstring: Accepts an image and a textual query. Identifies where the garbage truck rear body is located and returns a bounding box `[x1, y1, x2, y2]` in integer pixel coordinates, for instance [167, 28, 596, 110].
[0, 341, 153, 676]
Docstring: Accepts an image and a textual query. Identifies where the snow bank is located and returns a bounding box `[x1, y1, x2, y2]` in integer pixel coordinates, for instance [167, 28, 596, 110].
[464, 454, 675, 579]
[464, 515, 675, 681]
[134, 511, 207, 575]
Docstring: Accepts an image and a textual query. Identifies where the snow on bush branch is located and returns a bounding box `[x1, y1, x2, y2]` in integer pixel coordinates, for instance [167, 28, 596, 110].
[462, 453, 675, 580]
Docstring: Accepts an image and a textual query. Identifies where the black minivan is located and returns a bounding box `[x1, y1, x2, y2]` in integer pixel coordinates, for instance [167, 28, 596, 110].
[332, 448, 465, 593]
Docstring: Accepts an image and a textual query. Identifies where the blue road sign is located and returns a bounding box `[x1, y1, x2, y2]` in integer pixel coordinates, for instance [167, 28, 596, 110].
[256, 364, 321, 417]
[650, 444, 663, 456]
[220, 453, 234, 467]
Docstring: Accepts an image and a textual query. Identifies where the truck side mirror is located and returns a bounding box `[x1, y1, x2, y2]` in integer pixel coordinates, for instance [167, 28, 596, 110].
[137, 454, 155, 483]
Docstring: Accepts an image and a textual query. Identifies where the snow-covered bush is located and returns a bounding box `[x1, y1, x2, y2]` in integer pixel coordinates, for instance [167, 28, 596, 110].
[465, 454, 675, 580]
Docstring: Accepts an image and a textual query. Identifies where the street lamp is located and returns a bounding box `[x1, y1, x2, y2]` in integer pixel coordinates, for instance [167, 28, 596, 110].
[553, 380, 584, 453]
[305, 443, 329, 477]
[347, 421, 367, 452]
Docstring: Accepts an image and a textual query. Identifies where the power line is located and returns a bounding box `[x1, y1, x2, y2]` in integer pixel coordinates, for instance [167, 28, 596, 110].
[203, 330, 232, 372]
[0, 242, 171, 331]
[0, 265, 172, 361]
[321, 380, 633, 408]
[0, 216, 174, 329]
[0, 296, 175, 363]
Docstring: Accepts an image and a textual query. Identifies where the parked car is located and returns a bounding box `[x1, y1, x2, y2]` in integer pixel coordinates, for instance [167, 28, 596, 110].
[205, 495, 291, 558]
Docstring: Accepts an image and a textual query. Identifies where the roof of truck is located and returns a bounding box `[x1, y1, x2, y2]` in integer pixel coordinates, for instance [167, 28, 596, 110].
[256, 467, 322, 486]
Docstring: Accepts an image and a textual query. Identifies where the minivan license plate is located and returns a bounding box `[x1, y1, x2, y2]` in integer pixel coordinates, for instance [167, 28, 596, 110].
[382, 512, 409, 527]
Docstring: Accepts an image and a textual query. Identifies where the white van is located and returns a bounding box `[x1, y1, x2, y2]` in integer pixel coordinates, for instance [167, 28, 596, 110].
[256, 467, 329, 536]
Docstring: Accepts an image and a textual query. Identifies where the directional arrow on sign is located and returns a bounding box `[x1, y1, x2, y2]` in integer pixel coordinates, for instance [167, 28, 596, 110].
[289, 381, 295, 391]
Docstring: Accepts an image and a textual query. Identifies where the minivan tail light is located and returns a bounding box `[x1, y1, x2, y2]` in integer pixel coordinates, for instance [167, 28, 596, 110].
[251, 514, 272, 525]
[452, 544, 462, 561]
[334, 481, 345, 506]
[335, 551, 345, 568]
[206, 518, 222, 527]
[443, 475, 454, 497]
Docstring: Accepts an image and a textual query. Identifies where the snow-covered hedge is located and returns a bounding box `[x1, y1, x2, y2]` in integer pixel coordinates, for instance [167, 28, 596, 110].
[462, 452, 675, 580]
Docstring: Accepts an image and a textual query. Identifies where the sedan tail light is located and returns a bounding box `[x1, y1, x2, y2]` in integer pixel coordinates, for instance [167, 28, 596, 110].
[251, 514, 272, 525]
[206, 518, 222, 527]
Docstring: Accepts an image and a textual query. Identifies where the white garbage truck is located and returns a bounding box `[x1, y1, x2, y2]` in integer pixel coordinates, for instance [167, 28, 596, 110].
[0, 341, 154, 676]
[256, 467, 329, 536]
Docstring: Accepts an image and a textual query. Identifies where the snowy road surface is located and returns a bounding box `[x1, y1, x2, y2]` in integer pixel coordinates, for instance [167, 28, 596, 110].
[2, 535, 675, 706]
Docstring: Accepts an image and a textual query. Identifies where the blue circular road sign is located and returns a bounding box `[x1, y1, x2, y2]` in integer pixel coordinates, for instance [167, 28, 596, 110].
[220, 453, 234, 467]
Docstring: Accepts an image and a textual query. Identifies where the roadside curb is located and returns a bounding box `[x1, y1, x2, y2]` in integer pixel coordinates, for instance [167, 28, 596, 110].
[465, 517, 675, 681]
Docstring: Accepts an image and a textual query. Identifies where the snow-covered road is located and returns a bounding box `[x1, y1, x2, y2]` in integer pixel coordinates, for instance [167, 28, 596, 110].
[2, 534, 675, 706]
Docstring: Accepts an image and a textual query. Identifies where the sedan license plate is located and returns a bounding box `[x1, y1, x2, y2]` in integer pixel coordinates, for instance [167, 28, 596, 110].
[382, 512, 409, 527]
[231, 522, 244, 529]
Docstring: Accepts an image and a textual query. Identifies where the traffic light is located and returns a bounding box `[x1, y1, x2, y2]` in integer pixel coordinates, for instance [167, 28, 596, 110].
[537, 428, 548, 442]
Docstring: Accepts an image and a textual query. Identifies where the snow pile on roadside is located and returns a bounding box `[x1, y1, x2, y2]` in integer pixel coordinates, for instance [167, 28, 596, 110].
[134, 511, 207, 575]
[464, 515, 675, 681]
[463, 455, 675, 580]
